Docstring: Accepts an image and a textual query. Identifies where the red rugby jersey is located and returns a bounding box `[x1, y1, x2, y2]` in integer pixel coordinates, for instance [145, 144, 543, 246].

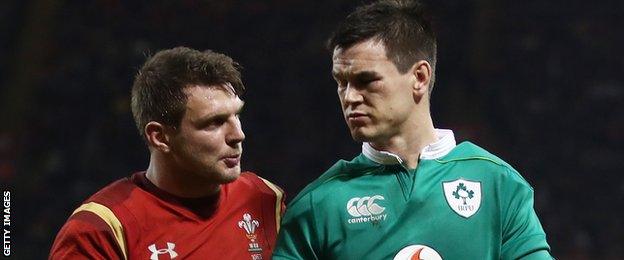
[49, 171, 285, 260]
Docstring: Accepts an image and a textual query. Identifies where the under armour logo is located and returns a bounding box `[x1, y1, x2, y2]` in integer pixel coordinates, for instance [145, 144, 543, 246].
[148, 242, 178, 260]
[346, 195, 386, 217]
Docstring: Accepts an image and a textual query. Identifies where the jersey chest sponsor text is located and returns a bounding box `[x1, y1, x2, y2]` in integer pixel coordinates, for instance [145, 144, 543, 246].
[345, 195, 388, 224]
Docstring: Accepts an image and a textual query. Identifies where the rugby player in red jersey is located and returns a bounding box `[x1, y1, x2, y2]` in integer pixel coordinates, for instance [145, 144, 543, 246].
[50, 47, 284, 260]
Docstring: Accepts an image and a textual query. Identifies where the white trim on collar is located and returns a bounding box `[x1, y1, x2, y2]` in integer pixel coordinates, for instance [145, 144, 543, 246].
[362, 129, 457, 165]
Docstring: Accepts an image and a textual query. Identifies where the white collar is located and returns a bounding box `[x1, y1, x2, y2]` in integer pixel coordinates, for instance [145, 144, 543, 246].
[362, 129, 456, 165]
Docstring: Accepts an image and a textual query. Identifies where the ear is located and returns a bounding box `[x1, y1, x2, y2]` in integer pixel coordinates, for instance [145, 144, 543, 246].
[411, 60, 432, 98]
[144, 121, 172, 153]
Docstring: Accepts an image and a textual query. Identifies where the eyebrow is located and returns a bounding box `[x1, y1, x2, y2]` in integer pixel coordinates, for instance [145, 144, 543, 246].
[332, 70, 380, 81]
[195, 101, 245, 125]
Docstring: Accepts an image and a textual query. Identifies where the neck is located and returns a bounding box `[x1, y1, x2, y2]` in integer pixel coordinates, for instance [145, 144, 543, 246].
[145, 152, 220, 198]
[370, 114, 437, 169]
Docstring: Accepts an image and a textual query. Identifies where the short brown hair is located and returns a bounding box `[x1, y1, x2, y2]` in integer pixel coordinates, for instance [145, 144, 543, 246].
[327, 0, 437, 88]
[131, 47, 244, 139]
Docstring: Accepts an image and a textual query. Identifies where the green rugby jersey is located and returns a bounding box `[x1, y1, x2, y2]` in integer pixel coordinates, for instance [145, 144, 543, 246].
[274, 130, 552, 260]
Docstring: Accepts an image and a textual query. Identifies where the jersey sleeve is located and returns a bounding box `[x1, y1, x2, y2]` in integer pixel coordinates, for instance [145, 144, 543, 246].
[273, 192, 321, 260]
[500, 168, 553, 260]
[49, 210, 125, 260]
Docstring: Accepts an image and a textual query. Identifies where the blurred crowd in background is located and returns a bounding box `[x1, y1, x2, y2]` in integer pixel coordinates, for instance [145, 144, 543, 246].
[1, 0, 622, 259]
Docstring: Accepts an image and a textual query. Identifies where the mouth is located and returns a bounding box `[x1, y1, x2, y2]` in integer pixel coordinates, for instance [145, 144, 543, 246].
[222, 154, 241, 168]
[346, 111, 369, 125]
[347, 111, 367, 118]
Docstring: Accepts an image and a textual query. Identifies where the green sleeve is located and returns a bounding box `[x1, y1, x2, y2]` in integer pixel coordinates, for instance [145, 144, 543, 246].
[273, 192, 320, 260]
[501, 168, 553, 260]
[517, 249, 554, 260]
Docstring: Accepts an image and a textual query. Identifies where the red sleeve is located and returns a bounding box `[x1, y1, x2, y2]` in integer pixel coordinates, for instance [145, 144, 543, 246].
[49, 211, 124, 260]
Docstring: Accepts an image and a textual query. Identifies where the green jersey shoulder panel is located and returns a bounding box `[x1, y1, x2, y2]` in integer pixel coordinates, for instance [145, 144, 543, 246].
[438, 141, 534, 190]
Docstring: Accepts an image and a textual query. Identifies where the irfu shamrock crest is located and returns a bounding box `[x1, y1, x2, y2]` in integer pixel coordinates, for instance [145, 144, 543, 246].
[452, 183, 475, 205]
[443, 179, 482, 218]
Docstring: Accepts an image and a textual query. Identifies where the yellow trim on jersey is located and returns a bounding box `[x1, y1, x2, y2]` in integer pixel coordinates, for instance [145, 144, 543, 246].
[72, 202, 128, 260]
[259, 177, 284, 233]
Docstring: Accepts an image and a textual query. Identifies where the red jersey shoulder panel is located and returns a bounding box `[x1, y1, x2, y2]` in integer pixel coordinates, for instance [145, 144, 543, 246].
[49, 211, 125, 259]
[49, 177, 134, 260]
[238, 171, 284, 198]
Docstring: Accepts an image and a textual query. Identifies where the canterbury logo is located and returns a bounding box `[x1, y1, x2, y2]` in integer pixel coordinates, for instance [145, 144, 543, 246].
[148, 242, 178, 260]
[346, 195, 386, 217]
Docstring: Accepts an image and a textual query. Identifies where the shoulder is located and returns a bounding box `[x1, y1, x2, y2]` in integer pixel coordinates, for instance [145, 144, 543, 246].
[287, 160, 346, 208]
[63, 176, 142, 227]
[54, 208, 122, 242]
[287, 156, 378, 209]
[438, 141, 509, 166]
[83, 176, 139, 207]
[66, 175, 146, 241]
[50, 210, 126, 259]
[437, 141, 533, 189]
[232, 171, 285, 200]
[50, 179, 132, 259]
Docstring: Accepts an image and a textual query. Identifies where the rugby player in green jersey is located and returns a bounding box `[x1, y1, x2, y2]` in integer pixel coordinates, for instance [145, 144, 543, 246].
[273, 0, 553, 259]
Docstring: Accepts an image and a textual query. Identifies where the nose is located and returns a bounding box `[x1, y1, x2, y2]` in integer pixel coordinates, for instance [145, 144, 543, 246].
[226, 117, 245, 146]
[342, 84, 364, 106]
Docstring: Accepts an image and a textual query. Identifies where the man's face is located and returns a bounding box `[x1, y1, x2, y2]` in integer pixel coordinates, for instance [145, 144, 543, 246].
[168, 85, 245, 184]
[332, 39, 417, 143]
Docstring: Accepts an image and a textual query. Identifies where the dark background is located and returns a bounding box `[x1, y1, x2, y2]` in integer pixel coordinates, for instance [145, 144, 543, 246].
[1, 0, 623, 259]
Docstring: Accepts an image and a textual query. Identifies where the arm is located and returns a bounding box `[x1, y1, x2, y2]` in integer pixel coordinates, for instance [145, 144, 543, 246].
[49, 211, 125, 260]
[273, 192, 320, 260]
[501, 168, 553, 260]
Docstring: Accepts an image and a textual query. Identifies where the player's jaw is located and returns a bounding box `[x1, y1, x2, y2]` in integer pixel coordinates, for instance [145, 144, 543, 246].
[343, 108, 379, 142]
[212, 147, 243, 183]
[348, 125, 382, 142]
[213, 164, 241, 184]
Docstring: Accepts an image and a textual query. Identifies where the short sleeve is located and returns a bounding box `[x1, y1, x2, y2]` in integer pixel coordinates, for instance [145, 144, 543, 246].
[501, 168, 553, 260]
